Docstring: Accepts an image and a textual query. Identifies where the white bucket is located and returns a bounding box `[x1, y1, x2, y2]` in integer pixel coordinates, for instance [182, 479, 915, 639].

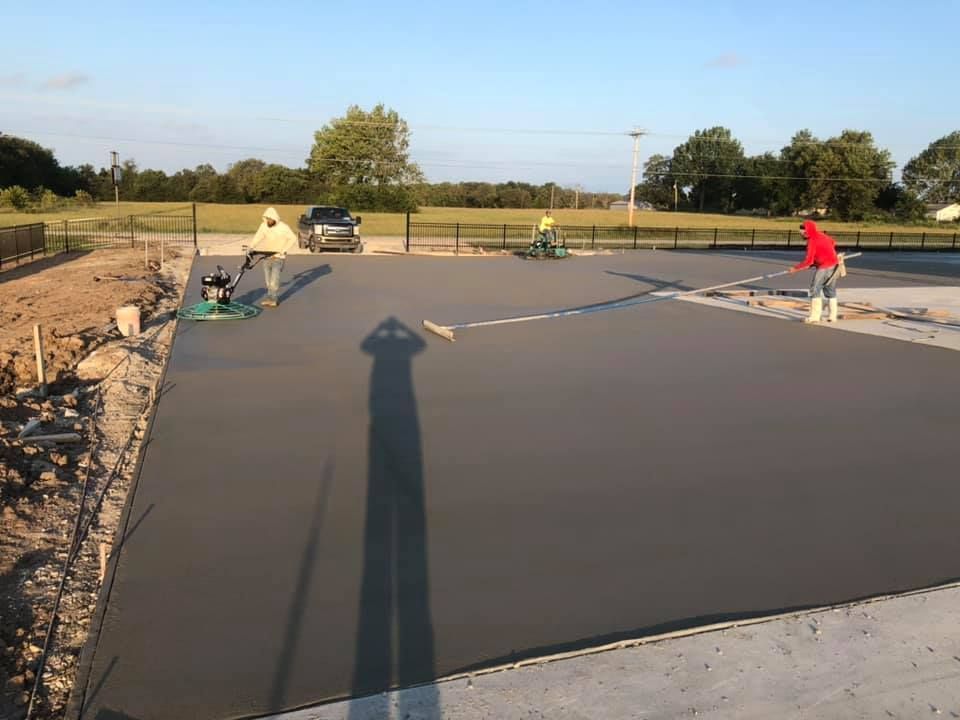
[116, 306, 141, 337]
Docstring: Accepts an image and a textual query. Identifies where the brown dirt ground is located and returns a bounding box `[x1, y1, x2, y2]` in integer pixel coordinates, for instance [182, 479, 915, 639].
[1, 249, 190, 719]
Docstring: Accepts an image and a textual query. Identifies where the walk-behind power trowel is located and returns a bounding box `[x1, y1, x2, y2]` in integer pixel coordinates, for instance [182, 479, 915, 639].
[177, 248, 276, 320]
[524, 226, 569, 260]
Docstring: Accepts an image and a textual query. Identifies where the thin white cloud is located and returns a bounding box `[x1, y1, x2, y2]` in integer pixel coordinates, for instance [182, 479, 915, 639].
[41, 73, 90, 90]
[706, 53, 747, 69]
[0, 73, 25, 87]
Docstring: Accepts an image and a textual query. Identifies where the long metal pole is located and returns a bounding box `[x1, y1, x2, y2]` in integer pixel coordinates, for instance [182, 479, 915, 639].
[628, 128, 644, 227]
[423, 254, 863, 341]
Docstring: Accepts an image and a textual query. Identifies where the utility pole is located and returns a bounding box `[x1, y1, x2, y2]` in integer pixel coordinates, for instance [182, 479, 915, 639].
[549, 183, 555, 210]
[673, 180, 679, 212]
[574, 184, 581, 210]
[627, 127, 646, 227]
[110, 151, 121, 214]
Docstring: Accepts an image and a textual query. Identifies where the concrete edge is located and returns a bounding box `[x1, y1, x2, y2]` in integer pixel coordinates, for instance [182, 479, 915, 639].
[64, 254, 195, 720]
[236, 579, 960, 720]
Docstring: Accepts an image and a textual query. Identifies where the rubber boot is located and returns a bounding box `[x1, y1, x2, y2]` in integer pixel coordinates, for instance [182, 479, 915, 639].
[827, 298, 838, 323]
[803, 297, 823, 324]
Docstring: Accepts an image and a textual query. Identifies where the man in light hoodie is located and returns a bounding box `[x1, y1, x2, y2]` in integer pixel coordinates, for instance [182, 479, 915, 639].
[248, 207, 298, 307]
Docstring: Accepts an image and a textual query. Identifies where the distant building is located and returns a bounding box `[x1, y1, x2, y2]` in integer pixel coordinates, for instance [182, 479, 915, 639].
[609, 200, 654, 211]
[925, 203, 960, 222]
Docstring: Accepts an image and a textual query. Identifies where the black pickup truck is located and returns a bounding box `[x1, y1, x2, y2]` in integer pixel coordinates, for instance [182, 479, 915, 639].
[297, 206, 362, 253]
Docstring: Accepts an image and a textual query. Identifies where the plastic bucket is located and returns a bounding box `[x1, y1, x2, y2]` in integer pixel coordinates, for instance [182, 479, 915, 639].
[116, 306, 141, 337]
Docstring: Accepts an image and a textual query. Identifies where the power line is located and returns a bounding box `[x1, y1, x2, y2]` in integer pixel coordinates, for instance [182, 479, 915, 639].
[5, 128, 955, 184]
[645, 171, 907, 184]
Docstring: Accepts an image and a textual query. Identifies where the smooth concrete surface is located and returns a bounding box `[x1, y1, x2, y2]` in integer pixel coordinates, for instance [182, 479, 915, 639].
[75, 252, 960, 720]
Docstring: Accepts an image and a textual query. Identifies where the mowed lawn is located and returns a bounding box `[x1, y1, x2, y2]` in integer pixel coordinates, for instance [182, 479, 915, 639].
[1, 202, 955, 237]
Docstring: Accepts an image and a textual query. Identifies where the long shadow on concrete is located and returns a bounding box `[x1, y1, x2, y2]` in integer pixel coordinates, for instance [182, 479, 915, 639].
[348, 317, 440, 719]
[234, 263, 332, 306]
[268, 461, 334, 713]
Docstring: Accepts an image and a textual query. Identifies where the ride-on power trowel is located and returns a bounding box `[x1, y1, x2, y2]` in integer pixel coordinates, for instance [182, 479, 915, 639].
[524, 226, 569, 260]
[177, 248, 276, 320]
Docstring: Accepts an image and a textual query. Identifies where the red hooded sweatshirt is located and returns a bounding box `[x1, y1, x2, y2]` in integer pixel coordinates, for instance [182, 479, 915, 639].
[793, 220, 838, 271]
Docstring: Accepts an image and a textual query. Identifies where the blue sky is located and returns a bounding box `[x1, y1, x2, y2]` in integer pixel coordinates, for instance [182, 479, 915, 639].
[1, 0, 956, 192]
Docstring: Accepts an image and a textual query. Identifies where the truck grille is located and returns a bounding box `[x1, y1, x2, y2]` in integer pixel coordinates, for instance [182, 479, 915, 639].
[324, 225, 353, 237]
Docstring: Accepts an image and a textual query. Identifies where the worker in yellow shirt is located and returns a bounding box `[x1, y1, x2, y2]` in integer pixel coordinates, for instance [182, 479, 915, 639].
[538, 210, 557, 244]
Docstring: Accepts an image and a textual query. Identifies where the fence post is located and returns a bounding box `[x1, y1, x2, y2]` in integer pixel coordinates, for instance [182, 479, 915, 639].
[856, 230, 861, 249]
[15, 226, 21, 266]
[889, 231, 893, 250]
[502, 223, 507, 250]
[786, 229, 791, 248]
[64, 219, 69, 253]
[405, 212, 410, 252]
[674, 227, 679, 249]
[921, 232, 926, 249]
[751, 228, 756, 249]
[591, 226, 596, 249]
[192, 203, 198, 252]
[633, 226, 638, 250]
[713, 228, 718, 249]
[953, 232, 957, 250]
[455, 223, 460, 256]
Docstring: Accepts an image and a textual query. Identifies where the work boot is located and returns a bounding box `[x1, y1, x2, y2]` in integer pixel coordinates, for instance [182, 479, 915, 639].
[260, 297, 278, 308]
[803, 298, 823, 324]
[827, 298, 838, 323]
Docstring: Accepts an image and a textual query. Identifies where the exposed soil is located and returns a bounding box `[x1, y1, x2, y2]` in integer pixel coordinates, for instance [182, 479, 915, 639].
[0, 249, 190, 720]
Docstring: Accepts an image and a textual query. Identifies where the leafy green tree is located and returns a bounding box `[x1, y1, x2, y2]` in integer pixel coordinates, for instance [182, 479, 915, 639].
[634, 154, 677, 209]
[902, 131, 960, 204]
[813, 131, 893, 220]
[132, 169, 170, 201]
[781, 130, 893, 220]
[0, 135, 65, 192]
[733, 153, 792, 214]
[227, 158, 268, 202]
[258, 165, 308, 203]
[670, 127, 744, 212]
[309, 104, 423, 188]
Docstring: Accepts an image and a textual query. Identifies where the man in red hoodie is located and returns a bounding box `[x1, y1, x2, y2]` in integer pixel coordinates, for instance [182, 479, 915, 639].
[790, 220, 841, 323]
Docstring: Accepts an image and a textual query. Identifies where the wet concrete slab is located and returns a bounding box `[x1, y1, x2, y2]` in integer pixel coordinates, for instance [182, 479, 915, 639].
[75, 252, 960, 720]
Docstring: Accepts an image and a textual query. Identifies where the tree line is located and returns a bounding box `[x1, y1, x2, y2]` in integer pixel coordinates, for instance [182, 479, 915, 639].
[635, 127, 960, 221]
[2, 108, 958, 221]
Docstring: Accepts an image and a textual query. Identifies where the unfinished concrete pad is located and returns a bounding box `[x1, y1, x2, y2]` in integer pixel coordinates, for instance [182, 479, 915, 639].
[682, 286, 960, 352]
[73, 252, 960, 720]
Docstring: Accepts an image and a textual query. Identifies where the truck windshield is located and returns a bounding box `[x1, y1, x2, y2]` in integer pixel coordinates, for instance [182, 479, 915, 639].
[310, 208, 350, 221]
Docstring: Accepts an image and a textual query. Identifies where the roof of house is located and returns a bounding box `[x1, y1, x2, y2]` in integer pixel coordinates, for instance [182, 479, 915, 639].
[926, 203, 958, 211]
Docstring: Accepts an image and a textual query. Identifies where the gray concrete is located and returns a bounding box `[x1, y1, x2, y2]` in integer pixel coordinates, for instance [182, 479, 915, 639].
[681, 286, 960, 352]
[74, 252, 960, 720]
[285, 585, 960, 720]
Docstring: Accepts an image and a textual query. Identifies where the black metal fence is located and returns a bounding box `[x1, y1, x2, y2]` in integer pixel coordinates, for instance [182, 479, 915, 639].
[0, 207, 197, 272]
[44, 210, 197, 254]
[0, 223, 46, 270]
[405, 217, 960, 253]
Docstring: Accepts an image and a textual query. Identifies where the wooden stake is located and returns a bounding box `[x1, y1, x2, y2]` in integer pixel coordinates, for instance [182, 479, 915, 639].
[99, 543, 108, 583]
[21, 433, 83, 444]
[33, 324, 47, 398]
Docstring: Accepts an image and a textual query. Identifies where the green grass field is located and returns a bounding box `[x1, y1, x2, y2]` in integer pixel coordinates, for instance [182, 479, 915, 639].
[1, 202, 956, 237]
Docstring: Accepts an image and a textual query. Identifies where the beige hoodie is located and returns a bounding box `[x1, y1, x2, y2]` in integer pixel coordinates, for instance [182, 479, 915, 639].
[249, 207, 297, 255]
